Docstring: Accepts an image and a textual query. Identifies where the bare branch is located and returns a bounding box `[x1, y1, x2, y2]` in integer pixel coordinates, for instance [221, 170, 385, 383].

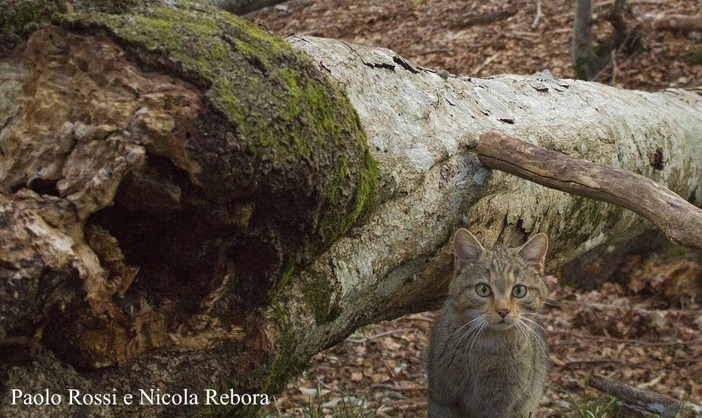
[476, 131, 702, 249]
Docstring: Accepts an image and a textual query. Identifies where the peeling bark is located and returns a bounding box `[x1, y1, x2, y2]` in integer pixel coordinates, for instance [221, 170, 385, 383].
[1, 1, 702, 416]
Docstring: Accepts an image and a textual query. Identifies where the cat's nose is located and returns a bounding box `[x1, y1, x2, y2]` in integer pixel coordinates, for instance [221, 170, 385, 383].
[496, 308, 510, 318]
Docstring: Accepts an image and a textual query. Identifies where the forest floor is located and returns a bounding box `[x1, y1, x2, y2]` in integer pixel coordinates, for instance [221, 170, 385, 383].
[252, 0, 702, 416]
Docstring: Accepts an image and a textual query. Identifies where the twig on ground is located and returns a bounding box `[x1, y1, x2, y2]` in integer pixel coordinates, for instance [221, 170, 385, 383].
[531, 0, 543, 29]
[472, 52, 501, 74]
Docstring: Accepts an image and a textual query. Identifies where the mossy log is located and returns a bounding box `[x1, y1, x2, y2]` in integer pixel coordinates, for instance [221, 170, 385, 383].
[1, 1, 702, 417]
[0, 1, 375, 416]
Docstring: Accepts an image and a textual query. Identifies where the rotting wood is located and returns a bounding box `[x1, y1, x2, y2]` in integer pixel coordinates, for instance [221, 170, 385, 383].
[475, 131, 702, 250]
[587, 375, 702, 418]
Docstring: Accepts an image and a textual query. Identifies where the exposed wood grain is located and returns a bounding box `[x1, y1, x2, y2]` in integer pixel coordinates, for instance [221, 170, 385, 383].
[588, 375, 702, 418]
[476, 131, 702, 250]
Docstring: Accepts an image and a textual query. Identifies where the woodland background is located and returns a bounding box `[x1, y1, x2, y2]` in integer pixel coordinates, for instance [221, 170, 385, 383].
[250, 0, 702, 416]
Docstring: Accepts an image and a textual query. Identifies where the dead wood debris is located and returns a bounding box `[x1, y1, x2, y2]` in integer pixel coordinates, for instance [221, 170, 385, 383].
[476, 131, 702, 250]
[446, 4, 520, 30]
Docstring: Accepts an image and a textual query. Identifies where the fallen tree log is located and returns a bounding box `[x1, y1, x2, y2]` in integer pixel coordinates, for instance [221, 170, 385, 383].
[447, 4, 519, 30]
[588, 375, 702, 417]
[210, 0, 291, 15]
[1, 1, 701, 416]
[648, 14, 702, 34]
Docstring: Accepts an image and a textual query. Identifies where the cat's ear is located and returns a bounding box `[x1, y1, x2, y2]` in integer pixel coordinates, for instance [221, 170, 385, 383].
[453, 229, 485, 270]
[518, 233, 548, 273]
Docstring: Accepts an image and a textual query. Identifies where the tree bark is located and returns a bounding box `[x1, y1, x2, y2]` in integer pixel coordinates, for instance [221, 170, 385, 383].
[1, 1, 702, 416]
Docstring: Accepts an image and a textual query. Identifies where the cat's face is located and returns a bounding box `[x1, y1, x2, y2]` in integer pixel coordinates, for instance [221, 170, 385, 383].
[448, 229, 549, 331]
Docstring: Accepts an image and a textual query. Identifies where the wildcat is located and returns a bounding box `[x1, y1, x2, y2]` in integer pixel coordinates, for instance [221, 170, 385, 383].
[427, 228, 550, 418]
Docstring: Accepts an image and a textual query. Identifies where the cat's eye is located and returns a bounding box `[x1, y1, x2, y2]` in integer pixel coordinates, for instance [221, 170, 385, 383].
[475, 283, 492, 297]
[512, 285, 528, 298]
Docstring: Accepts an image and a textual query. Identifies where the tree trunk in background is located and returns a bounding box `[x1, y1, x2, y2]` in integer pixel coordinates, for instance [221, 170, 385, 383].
[1, 1, 702, 416]
[573, 0, 599, 79]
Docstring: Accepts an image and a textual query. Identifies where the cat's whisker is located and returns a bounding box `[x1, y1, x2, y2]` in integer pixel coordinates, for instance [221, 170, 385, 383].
[467, 319, 487, 354]
[521, 317, 546, 342]
[520, 314, 548, 340]
[515, 320, 530, 341]
[451, 316, 483, 336]
[517, 318, 548, 351]
[456, 317, 484, 347]
[520, 316, 547, 334]
[521, 322, 534, 342]
[518, 319, 539, 338]
[456, 318, 479, 344]
[445, 316, 483, 345]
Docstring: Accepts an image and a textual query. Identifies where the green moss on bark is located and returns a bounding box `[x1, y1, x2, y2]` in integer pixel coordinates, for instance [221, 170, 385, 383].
[302, 272, 341, 324]
[57, 1, 376, 248]
[0, 0, 60, 30]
